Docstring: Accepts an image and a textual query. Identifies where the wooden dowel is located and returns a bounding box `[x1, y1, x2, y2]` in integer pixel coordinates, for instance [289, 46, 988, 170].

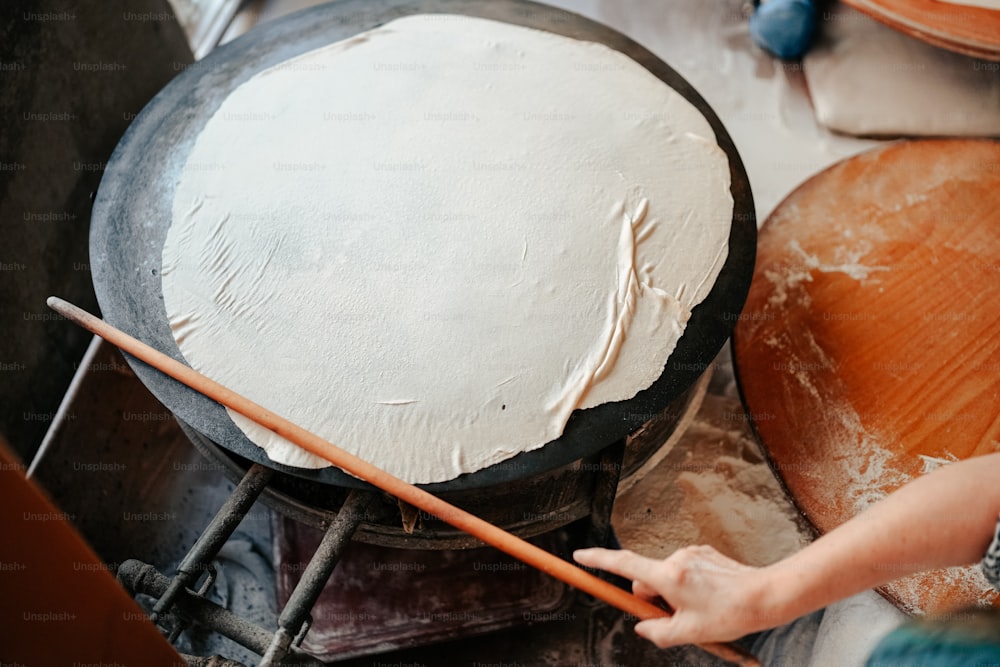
[47, 296, 758, 667]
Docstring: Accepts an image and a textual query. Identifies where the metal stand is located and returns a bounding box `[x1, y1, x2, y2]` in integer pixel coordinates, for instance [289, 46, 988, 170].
[150, 464, 275, 625]
[259, 491, 375, 666]
[117, 463, 378, 666]
[579, 439, 631, 596]
[118, 442, 628, 666]
[585, 439, 625, 550]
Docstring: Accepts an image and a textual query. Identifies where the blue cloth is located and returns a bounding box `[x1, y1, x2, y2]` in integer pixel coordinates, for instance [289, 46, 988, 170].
[865, 620, 1000, 666]
[749, 0, 817, 60]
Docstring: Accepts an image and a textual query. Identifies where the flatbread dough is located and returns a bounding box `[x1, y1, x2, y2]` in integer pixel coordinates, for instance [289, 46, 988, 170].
[162, 14, 732, 484]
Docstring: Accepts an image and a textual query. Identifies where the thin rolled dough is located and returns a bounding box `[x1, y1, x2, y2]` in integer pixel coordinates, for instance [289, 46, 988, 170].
[162, 14, 732, 484]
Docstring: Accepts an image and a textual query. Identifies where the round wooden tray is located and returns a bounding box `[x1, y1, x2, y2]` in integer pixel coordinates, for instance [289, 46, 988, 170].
[733, 139, 1000, 615]
[844, 0, 1000, 61]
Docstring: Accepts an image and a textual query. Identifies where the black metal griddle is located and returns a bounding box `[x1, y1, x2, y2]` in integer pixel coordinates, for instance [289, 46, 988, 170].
[89, 0, 756, 493]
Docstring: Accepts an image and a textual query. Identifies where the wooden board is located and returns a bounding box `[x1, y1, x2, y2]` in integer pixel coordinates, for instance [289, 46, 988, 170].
[0, 440, 182, 666]
[844, 0, 1000, 60]
[733, 139, 1000, 615]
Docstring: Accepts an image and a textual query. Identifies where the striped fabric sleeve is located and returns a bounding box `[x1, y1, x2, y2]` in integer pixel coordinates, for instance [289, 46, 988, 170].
[984, 515, 1000, 591]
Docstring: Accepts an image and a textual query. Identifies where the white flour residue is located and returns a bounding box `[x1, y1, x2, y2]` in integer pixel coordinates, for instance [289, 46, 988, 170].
[918, 452, 959, 474]
[804, 324, 838, 372]
[843, 437, 908, 514]
[794, 370, 909, 517]
[782, 328, 832, 403]
[764, 266, 813, 308]
[794, 367, 823, 402]
[787, 238, 890, 282]
[886, 565, 1000, 616]
[761, 234, 890, 310]
[614, 391, 811, 568]
[675, 455, 808, 565]
[820, 387, 909, 514]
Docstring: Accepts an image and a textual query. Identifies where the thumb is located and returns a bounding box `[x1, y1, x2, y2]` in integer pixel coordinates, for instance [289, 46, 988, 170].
[634, 617, 684, 649]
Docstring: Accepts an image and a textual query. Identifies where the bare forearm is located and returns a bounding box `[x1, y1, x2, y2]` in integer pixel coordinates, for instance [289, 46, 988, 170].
[573, 453, 1000, 648]
[762, 452, 1000, 623]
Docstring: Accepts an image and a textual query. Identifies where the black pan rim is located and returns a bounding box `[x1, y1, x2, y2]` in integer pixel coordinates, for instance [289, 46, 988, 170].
[89, 0, 756, 492]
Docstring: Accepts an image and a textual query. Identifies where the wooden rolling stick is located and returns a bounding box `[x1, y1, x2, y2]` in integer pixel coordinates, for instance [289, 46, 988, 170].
[47, 296, 759, 667]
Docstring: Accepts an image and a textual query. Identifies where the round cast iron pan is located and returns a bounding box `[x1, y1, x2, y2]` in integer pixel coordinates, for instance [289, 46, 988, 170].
[89, 0, 756, 492]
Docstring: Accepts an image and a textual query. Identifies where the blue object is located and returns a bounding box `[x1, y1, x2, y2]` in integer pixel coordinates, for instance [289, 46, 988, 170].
[865, 621, 1000, 666]
[750, 0, 818, 60]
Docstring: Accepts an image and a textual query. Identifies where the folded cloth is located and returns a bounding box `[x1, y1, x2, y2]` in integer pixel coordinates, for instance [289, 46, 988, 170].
[802, 2, 1000, 137]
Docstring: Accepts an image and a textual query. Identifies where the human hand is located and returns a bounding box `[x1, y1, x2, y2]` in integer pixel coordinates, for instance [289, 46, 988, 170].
[574, 545, 784, 647]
